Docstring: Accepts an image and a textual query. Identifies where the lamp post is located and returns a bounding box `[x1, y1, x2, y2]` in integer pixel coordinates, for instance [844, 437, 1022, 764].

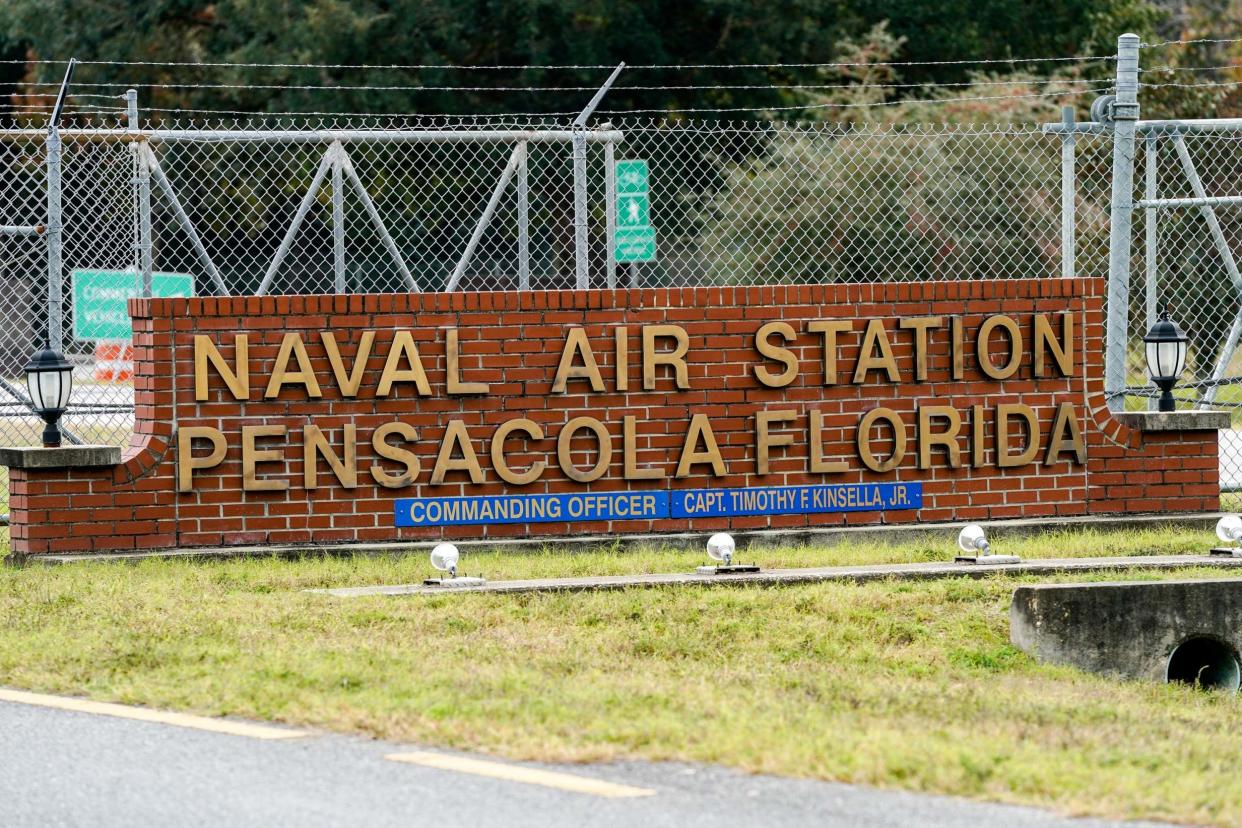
[24, 343, 73, 447]
[1143, 307, 1189, 412]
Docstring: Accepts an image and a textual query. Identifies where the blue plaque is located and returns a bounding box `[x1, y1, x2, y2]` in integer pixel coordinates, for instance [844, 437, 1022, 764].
[396, 490, 670, 528]
[395, 483, 920, 527]
[669, 482, 921, 519]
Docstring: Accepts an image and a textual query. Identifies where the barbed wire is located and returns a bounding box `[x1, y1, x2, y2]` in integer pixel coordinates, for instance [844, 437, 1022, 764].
[19, 77, 1109, 93]
[1142, 65, 1242, 73]
[1143, 80, 1242, 89]
[94, 86, 1109, 120]
[0, 114, 1069, 135]
[1140, 37, 1242, 48]
[7, 92, 123, 100]
[0, 55, 1117, 71]
[134, 105, 583, 119]
[598, 86, 1111, 114]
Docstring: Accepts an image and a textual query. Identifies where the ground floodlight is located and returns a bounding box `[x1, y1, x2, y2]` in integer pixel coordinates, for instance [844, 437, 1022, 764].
[696, 532, 760, 575]
[424, 542, 486, 588]
[430, 542, 460, 576]
[706, 532, 735, 565]
[957, 524, 989, 556]
[954, 523, 1020, 565]
[1211, 515, 1242, 557]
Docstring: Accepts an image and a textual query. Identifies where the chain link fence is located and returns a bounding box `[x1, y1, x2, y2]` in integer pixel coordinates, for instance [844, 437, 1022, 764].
[1123, 130, 1242, 490]
[9, 114, 1239, 514]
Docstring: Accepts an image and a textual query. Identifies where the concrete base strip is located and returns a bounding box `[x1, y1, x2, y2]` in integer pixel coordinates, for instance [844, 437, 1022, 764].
[385, 751, 656, 798]
[15, 511, 1226, 566]
[310, 554, 1242, 598]
[0, 688, 309, 740]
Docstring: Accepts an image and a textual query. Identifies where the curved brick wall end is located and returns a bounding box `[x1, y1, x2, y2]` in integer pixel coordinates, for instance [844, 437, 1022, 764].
[5, 278, 1222, 556]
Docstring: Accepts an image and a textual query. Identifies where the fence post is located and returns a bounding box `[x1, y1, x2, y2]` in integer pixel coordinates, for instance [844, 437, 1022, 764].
[43, 59, 76, 351]
[44, 126, 63, 350]
[604, 135, 617, 289]
[572, 64, 625, 290]
[1144, 131, 1159, 409]
[517, 141, 530, 291]
[331, 148, 346, 293]
[1105, 32, 1141, 411]
[571, 129, 590, 290]
[1060, 105, 1076, 279]
[127, 89, 153, 298]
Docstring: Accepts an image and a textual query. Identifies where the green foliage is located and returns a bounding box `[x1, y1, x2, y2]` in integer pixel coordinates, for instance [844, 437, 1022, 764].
[0, 0, 1163, 120]
[694, 119, 1077, 285]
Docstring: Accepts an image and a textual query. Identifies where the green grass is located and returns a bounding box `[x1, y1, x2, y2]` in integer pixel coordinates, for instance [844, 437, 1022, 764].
[3, 528, 1242, 824]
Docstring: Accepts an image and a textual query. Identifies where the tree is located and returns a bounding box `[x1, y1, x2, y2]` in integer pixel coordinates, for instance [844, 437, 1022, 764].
[0, 0, 1162, 120]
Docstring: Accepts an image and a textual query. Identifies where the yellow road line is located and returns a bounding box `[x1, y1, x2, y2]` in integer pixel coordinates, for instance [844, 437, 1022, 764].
[0, 687, 308, 740]
[385, 751, 656, 798]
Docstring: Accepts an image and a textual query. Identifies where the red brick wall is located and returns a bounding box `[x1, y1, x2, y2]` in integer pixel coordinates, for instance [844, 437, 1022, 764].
[7, 277, 1220, 556]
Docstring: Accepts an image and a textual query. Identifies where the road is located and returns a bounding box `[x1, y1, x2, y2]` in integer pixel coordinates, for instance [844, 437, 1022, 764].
[0, 694, 1172, 828]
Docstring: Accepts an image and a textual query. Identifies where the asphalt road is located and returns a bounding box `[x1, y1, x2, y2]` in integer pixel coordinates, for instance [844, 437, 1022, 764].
[0, 698, 1174, 828]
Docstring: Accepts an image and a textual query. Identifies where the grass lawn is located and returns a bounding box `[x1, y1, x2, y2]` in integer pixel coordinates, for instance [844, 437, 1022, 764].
[3, 527, 1242, 824]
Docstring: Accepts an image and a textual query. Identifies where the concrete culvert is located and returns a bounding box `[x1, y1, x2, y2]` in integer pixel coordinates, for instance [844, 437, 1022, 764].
[1166, 637, 1241, 692]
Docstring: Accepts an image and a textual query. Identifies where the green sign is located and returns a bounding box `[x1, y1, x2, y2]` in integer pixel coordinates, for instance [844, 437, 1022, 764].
[615, 160, 649, 195]
[72, 269, 195, 341]
[615, 227, 657, 262]
[613, 159, 657, 263]
[617, 194, 650, 228]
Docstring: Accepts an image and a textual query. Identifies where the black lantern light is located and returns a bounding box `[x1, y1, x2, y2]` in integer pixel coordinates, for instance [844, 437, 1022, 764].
[1143, 306, 1189, 413]
[24, 344, 73, 447]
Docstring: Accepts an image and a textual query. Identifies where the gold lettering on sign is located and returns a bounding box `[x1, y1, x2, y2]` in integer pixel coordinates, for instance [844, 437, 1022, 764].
[446, 328, 489, 395]
[808, 320, 854, 385]
[552, 328, 604, 393]
[615, 327, 630, 392]
[676, 413, 726, 477]
[996, 403, 1039, 468]
[491, 418, 546, 486]
[623, 415, 663, 480]
[430, 420, 483, 485]
[642, 325, 690, 390]
[951, 317, 965, 380]
[971, 404, 986, 467]
[1033, 313, 1075, 377]
[809, 409, 847, 473]
[321, 330, 374, 398]
[176, 425, 227, 492]
[1044, 402, 1086, 464]
[370, 422, 421, 488]
[852, 320, 899, 384]
[557, 416, 612, 483]
[755, 409, 797, 474]
[754, 322, 798, 388]
[977, 315, 1022, 380]
[917, 405, 962, 469]
[265, 332, 322, 398]
[857, 407, 907, 473]
[377, 331, 431, 397]
[304, 424, 358, 489]
[899, 317, 943, 382]
[242, 424, 288, 491]
[194, 334, 249, 401]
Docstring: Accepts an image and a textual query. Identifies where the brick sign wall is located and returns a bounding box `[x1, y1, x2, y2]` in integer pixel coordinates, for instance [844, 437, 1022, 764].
[8, 277, 1220, 556]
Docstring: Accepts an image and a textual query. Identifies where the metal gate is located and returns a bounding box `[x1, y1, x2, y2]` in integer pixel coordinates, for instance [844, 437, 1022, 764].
[1046, 34, 1242, 492]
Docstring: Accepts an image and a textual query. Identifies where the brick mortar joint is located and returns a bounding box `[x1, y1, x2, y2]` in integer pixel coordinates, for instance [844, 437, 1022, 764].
[144, 277, 1096, 318]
